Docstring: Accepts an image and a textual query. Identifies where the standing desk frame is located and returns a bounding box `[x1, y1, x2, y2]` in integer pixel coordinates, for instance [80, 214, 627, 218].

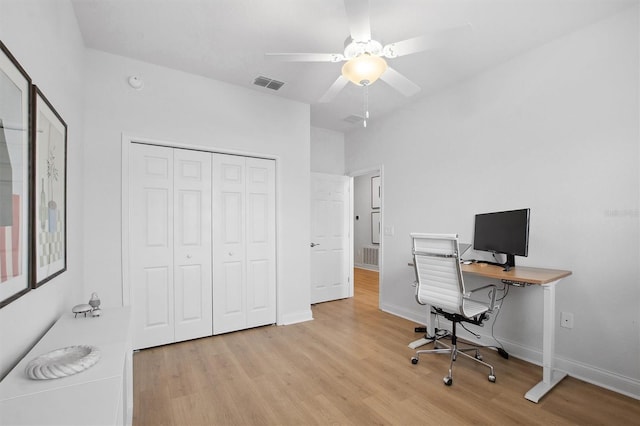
[412, 263, 572, 403]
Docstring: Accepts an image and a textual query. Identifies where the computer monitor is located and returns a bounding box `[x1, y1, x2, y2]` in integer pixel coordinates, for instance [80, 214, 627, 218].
[473, 208, 530, 271]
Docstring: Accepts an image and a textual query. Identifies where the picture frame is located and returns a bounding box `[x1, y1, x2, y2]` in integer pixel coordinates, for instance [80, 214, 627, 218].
[371, 175, 380, 209]
[31, 85, 67, 288]
[0, 41, 32, 307]
[371, 211, 380, 244]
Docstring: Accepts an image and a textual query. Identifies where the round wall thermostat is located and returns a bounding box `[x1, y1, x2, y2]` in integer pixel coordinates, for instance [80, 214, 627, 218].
[128, 75, 144, 90]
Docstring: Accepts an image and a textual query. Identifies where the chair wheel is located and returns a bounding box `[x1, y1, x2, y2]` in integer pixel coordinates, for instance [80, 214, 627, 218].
[475, 354, 483, 361]
[488, 375, 496, 383]
[443, 376, 453, 386]
[411, 357, 419, 365]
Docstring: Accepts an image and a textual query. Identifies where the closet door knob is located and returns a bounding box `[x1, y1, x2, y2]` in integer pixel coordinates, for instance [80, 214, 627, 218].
[228, 252, 233, 256]
[186, 254, 192, 259]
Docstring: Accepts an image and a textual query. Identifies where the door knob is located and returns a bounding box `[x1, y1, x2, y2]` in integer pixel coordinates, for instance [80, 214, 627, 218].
[310, 242, 320, 247]
[186, 254, 192, 259]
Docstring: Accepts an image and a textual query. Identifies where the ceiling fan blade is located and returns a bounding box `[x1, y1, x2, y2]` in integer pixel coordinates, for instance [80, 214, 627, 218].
[344, 0, 371, 42]
[382, 23, 474, 58]
[319, 75, 349, 103]
[379, 67, 421, 97]
[265, 53, 344, 62]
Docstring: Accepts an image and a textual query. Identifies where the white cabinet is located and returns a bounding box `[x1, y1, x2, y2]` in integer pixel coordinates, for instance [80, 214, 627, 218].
[213, 154, 276, 334]
[0, 307, 133, 426]
[130, 144, 212, 349]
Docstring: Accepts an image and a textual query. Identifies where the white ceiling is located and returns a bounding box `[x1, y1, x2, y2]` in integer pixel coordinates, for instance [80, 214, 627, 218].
[71, 0, 636, 133]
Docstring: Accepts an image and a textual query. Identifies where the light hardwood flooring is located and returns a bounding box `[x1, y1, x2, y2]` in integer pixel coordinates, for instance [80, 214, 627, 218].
[133, 268, 640, 425]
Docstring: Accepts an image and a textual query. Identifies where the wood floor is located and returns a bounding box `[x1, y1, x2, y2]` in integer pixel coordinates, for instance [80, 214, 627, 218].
[133, 268, 640, 425]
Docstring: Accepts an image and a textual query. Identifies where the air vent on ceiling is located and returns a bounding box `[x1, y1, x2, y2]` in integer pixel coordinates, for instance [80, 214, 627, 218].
[343, 115, 364, 124]
[253, 76, 285, 91]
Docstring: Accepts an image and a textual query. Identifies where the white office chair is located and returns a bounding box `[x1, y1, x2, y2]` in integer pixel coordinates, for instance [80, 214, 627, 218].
[409, 233, 497, 386]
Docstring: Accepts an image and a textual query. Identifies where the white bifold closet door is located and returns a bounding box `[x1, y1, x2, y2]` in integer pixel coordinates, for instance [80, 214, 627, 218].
[130, 144, 212, 349]
[213, 154, 276, 334]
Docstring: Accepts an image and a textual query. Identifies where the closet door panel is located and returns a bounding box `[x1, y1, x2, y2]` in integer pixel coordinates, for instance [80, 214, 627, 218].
[144, 267, 171, 327]
[179, 266, 203, 314]
[213, 154, 247, 334]
[131, 144, 175, 349]
[219, 261, 245, 331]
[174, 149, 213, 342]
[222, 192, 243, 244]
[145, 189, 170, 247]
[247, 259, 269, 309]
[245, 158, 276, 327]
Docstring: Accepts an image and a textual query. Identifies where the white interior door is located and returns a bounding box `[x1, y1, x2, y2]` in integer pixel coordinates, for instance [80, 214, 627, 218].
[130, 144, 175, 349]
[213, 154, 276, 334]
[173, 148, 213, 342]
[310, 173, 351, 304]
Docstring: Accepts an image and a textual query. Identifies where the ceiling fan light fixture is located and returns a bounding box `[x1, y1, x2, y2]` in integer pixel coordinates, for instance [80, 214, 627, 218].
[343, 39, 382, 59]
[341, 53, 388, 86]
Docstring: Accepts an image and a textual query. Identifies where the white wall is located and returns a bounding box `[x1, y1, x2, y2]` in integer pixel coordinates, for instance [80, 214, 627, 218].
[0, 0, 85, 378]
[346, 6, 639, 397]
[1, 0, 315, 378]
[82, 49, 313, 325]
[354, 172, 379, 269]
[310, 126, 345, 174]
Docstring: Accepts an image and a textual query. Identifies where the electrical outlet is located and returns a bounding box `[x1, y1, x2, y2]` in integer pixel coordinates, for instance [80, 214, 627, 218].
[560, 311, 574, 329]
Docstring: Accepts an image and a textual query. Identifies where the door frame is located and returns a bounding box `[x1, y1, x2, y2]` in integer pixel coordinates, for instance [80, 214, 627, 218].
[120, 134, 283, 323]
[348, 165, 383, 308]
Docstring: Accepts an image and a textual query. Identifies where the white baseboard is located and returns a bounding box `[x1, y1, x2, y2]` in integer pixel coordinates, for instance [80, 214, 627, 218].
[382, 302, 640, 400]
[354, 263, 378, 272]
[279, 309, 313, 326]
[553, 354, 640, 400]
[380, 301, 425, 324]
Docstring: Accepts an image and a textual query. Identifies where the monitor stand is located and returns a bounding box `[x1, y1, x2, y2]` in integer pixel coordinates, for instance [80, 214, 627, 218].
[477, 254, 515, 271]
[504, 254, 516, 271]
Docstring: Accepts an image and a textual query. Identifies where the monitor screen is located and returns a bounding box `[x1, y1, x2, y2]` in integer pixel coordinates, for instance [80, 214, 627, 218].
[473, 208, 530, 260]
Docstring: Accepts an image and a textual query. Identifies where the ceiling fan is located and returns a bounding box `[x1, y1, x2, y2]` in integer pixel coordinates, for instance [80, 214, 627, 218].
[265, 0, 472, 105]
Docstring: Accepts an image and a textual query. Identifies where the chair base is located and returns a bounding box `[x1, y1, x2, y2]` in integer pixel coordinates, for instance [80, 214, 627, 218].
[411, 335, 496, 386]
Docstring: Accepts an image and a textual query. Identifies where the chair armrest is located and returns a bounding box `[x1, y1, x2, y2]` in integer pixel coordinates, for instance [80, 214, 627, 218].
[464, 284, 497, 311]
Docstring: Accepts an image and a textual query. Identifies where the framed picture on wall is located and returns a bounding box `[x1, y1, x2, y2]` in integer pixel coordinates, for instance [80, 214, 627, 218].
[0, 41, 32, 307]
[371, 175, 380, 209]
[32, 86, 67, 288]
[371, 211, 380, 244]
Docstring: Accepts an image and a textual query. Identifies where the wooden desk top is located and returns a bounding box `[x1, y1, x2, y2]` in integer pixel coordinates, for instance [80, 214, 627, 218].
[461, 263, 572, 285]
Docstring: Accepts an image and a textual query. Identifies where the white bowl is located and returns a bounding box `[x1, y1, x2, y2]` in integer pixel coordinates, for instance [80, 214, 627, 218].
[25, 345, 101, 380]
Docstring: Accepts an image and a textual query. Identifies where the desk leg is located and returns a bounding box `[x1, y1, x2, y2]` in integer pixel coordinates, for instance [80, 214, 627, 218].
[524, 279, 567, 403]
[408, 304, 435, 349]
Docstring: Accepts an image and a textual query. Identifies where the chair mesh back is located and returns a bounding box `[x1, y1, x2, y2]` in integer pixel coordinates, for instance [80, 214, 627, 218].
[412, 234, 464, 315]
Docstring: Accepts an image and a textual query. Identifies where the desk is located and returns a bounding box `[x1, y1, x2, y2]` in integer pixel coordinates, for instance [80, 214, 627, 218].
[412, 263, 572, 403]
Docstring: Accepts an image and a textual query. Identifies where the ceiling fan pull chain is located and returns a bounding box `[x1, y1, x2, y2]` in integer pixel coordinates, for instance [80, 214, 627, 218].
[363, 82, 369, 128]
